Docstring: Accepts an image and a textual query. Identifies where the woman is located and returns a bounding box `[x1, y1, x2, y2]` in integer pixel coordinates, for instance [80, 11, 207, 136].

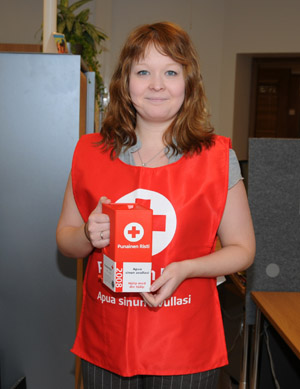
[56, 22, 255, 389]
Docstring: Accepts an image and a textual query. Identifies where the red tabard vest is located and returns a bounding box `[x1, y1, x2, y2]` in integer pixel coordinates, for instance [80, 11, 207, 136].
[71, 133, 230, 376]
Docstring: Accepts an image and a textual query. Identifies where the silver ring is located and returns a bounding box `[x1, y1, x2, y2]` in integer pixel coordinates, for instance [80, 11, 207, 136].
[100, 231, 104, 240]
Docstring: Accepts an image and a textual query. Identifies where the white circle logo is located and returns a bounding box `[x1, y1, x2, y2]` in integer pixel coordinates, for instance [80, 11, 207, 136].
[116, 189, 177, 255]
[124, 222, 144, 242]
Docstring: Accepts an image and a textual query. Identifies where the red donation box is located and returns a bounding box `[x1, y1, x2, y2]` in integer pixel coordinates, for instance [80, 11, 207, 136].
[102, 203, 153, 292]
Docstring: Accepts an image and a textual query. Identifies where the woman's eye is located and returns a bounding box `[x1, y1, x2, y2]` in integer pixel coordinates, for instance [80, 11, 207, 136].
[137, 70, 149, 76]
[166, 70, 177, 76]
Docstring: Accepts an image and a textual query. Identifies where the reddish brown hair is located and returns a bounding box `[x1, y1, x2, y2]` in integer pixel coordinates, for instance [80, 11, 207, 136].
[100, 22, 215, 158]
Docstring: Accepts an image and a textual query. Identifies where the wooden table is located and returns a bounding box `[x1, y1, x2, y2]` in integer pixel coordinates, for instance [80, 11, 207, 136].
[250, 291, 300, 388]
[252, 291, 300, 358]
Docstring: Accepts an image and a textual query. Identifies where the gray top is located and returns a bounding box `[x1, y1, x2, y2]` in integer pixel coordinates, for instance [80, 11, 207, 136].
[119, 138, 242, 189]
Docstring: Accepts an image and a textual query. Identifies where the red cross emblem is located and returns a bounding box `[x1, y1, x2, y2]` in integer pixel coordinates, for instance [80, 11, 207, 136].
[128, 225, 140, 239]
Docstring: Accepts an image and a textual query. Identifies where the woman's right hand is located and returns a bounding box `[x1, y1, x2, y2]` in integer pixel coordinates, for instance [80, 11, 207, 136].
[84, 196, 111, 248]
[56, 173, 111, 258]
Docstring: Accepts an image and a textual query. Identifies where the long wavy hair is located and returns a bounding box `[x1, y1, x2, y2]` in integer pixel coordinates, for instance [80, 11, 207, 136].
[100, 21, 215, 158]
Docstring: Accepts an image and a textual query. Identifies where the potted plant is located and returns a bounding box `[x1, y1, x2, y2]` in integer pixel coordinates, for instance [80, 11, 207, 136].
[57, 0, 107, 109]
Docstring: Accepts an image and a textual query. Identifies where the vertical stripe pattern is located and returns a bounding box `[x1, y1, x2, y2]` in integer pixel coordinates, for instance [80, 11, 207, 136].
[81, 360, 220, 389]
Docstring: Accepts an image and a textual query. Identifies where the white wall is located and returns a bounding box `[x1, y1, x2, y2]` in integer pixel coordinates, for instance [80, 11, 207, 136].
[2, 0, 300, 158]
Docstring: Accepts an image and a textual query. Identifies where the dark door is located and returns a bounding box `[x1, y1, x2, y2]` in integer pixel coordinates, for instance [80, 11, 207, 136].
[251, 59, 300, 139]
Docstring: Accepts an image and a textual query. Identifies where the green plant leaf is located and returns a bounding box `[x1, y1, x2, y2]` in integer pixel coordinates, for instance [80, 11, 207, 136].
[58, 5, 69, 14]
[69, 0, 92, 13]
[60, 0, 69, 8]
[56, 0, 107, 110]
[74, 20, 83, 36]
[57, 20, 66, 34]
[66, 16, 75, 32]
[77, 9, 90, 23]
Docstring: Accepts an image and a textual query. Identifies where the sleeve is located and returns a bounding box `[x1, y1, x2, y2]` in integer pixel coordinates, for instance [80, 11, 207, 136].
[228, 149, 243, 189]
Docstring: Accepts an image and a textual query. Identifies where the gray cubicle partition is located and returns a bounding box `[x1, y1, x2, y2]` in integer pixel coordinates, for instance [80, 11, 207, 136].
[0, 53, 81, 388]
[246, 138, 300, 324]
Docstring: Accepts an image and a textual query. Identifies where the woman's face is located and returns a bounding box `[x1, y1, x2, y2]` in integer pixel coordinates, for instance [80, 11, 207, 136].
[129, 45, 185, 127]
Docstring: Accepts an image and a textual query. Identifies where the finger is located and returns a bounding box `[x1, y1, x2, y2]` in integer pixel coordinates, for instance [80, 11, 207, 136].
[94, 196, 111, 214]
[94, 197, 104, 213]
[93, 238, 110, 249]
[150, 277, 178, 307]
[92, 228, 110, 249]
[88, 222, 110, 242]
[150, 273, 167, 292]
[140, 292, 156, 307]
[90, 213, 110, 224]
[142, 291, 166, 308]
[97, 228, 110, 241]
[100, 196, 111, 207]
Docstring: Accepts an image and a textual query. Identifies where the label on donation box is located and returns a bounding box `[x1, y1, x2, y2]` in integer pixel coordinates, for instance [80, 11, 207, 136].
[102, 203, 153, 292]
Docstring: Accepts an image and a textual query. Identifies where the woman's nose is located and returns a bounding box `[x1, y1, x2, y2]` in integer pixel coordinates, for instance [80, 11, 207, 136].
[149, 74, 164, 90]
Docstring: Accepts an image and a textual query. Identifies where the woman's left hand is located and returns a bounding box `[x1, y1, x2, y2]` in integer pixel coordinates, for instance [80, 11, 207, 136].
[141, 261, 188, 308]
